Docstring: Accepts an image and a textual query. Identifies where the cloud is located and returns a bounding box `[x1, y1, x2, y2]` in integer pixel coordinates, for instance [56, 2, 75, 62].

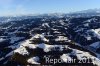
[0, 4, 34, 16]
[0, 0, 13, 6]
[0, 0, 35, 16]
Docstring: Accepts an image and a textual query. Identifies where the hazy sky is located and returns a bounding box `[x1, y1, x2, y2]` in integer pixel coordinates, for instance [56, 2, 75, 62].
[0, 0, 100, 16]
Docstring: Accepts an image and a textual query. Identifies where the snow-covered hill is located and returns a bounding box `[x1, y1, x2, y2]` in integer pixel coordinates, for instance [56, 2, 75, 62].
[0, 13, 100, 66]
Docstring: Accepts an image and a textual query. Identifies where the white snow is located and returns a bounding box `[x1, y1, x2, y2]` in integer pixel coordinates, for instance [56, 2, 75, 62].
[13, 39, 36, 55]
[85, 18, 97, 23]
[60, 54, 72, 63]
[13, 33, 100, 66]
[91, 28, 100, 39]
[90, 42, 100, 49]
[60, 48, 100, 66]
[71, 49, 91, 60]
[55, 36, 68, 41]
[84, 23, 89, 27]
[5, 51, 13, 57]
[13, 35, 100, 66]
[14, 46, 29, 55]
[37, 43, 69, 52]
[27, 56, 40, 64]
[14, 38, 69, 53]
[86, 36, 91, 40]
[0, 57, 4, 61]
[53, 31, 61, 33]
[10, 36, 24, 43]
[51, 28, 58, 31]
[8, 44, 20, 49]
[59, 20, 65, 25]
[0, 38, 6, 42]
[31, 34, 49, 42]
[7, 40, 25, 49]
[20, 40, 36, 49]
[42, 23, 50, 28]
[92, 57, 100, 66]
[37, 43, 53, 52]
[40, 34, 49, 42]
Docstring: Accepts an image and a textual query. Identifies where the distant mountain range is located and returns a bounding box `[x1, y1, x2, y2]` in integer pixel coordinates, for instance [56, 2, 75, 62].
[0, 9, 100, 66]
[1, 8, 100, 23]
[74, 8, 100, 13]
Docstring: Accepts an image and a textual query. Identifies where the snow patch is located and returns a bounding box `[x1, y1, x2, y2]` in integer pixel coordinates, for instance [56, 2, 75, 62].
[14, 46, 29, 55]
[27, 56, 40, 64]
[90, 42, 100, 49]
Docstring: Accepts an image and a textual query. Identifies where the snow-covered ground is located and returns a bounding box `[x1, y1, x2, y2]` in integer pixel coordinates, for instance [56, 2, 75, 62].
[0, 15, 100, 66]
[91, 28, 100, 39]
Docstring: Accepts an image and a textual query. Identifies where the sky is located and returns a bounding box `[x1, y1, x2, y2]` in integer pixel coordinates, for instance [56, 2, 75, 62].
[0, 0, 100, 16]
